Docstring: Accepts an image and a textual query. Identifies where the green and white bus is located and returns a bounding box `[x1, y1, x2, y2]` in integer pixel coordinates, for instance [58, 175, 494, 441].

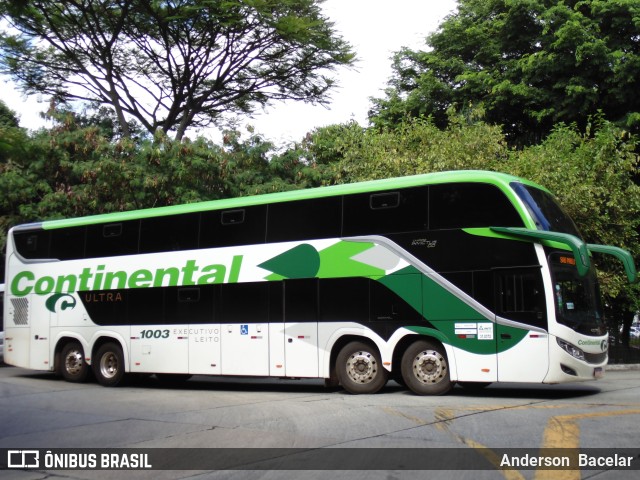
[3, 171, 637, 394]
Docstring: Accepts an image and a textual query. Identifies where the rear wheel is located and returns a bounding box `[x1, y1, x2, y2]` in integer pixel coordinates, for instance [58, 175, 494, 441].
[93, 342, 125, 387]
[60, 341, 90, 383]
[401, 340, 453, 395]
[336, 341, 388, 394]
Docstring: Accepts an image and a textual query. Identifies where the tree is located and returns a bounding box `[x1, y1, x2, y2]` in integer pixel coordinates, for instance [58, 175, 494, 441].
[0, 0, 355, 140]
[370, 0, 640, 145]
[303, 115, 508, 183]
[0, 99, 25, 163]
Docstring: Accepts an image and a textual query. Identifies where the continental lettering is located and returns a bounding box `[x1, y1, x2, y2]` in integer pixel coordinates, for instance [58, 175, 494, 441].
[578, 339, 601, 346]
[10, 256, 243, 297]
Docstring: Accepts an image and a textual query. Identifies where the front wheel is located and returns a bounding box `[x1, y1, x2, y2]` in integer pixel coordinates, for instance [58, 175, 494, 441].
[336, 341, 388, 394]
[401, 340, 453, 395]
[93, 342, 125, 387]
[60, 341, 90, 383]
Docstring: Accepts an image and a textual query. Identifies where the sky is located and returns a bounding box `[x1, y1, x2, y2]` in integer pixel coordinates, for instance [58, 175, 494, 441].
[0, 0, 458, 144]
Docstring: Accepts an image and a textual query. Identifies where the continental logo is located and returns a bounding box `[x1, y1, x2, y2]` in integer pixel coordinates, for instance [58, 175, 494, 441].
[45, 293, 77, 313]
[578, 338, 609, 352]
[10, 256, 243, 297]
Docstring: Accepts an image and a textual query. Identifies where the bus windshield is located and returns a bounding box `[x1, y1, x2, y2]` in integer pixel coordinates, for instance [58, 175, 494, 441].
[550, 253, 605, 336]
[511, 182, 581, 237]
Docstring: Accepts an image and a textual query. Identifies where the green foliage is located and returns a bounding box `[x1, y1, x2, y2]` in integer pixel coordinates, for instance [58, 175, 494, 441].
[302, 115, 508, 183]
[371, 0, 640, 145]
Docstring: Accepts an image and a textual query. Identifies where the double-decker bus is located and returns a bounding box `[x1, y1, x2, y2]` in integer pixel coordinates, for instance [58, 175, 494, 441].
[3, 171, 636, 394]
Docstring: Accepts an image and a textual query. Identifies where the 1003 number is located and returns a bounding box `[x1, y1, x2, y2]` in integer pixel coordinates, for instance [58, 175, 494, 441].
[140, 329, 170, 339]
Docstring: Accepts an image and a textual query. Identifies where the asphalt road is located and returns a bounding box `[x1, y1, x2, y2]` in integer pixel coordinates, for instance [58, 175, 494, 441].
[0, 365, 639, 480]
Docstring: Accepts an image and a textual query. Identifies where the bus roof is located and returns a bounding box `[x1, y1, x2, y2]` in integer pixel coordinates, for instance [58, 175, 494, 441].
[20, 170, 544, 231]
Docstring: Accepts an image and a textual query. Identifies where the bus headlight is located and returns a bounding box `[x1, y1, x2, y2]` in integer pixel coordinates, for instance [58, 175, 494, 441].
[556, 338, 585, 361]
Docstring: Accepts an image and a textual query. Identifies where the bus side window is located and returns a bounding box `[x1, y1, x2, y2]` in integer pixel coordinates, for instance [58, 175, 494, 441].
[165, 286, 216, 325]
[343, 186, 428, 236]
[319, 277, 368, 324]
[429, 183, 524, 229]
[51, 226, 87, 260]
[201, 205, 267, 248]
[284, 279, 318, 323]
[13, 231, 51, 259]
[267, 197, 341, 243]
[496, 268, 546, 329]
[370, 279, 422, 323]
[86, 221, 139, 258]
[139, 213, 199, 254]
[219, 282, 270, 324]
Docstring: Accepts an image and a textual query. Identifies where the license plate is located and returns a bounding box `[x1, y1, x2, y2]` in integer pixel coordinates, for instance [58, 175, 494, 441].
[594, 367, 604, 379]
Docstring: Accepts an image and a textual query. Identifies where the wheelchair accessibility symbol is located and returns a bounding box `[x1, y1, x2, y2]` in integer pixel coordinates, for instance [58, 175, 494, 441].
[240, 325, 248, 335]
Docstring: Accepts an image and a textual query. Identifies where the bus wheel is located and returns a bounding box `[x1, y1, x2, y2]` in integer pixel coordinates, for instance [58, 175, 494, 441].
[401, 340, 453, 395]
[60, 341, 89, 383]
[93, 342, 125, 387]
[336, 341, 388, 394]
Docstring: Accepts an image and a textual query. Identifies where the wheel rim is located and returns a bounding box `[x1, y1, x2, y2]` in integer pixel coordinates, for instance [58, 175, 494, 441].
[345, 350, 378, 384]
[412, 349, 447, 384]
[99, 352, 119, 379]
[64, 349, 84, 376]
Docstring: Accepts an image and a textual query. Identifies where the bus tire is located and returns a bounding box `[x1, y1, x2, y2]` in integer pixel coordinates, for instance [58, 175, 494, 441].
[93, 342, 125, 387]
[401, 340, 453, 395]
[336, 341, 388, 394]
[60, 341, 90, 383]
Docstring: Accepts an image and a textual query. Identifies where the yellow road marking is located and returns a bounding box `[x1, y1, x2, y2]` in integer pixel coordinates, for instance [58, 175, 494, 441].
[434, 408, 526, 480]
[535, 408, 640, 480]
[383, 404, 640, 480]
[380, 406, 427, 425]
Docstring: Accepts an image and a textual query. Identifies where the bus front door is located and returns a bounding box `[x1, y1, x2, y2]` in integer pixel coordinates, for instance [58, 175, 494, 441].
[495, 267, 549, 383]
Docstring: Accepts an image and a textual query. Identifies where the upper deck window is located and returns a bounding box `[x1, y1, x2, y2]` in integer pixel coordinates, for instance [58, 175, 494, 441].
[511, 182, 581, 237]
[429, 183, 524, 229]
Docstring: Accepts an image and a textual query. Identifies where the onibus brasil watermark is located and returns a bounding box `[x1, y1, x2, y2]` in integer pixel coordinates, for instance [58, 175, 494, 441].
[3, 448, 638, 471]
